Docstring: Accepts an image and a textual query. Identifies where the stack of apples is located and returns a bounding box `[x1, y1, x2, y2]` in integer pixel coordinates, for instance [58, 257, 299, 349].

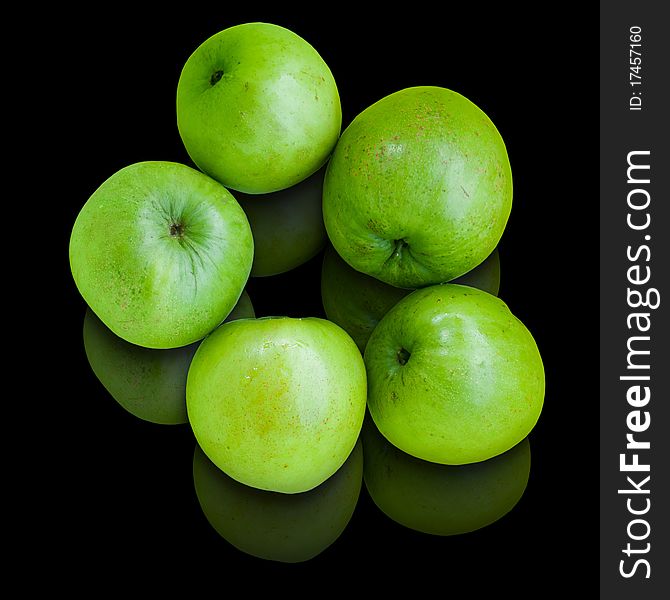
[70, 23, 544, 500]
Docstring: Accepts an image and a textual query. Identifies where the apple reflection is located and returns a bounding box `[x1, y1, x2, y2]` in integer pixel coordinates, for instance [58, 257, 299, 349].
[82, 291, 255, 425]
[321, 245, 500, 353]
[362, 418, 530, 536]
[234, 166, 327, 277]
[193, 439, 363, 563]
[451, 246, 500, 295]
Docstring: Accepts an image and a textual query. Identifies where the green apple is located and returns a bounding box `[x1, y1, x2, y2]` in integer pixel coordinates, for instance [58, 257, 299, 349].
[177, 22, 341, 194]
[69, 161, 253, 349]
[234, 166, 327, 277]
[193, 439, 362, 562]
[365, 284, 544, 464]
[187, 316, 367, 493]
[362, 418, 530, 535]
[323, 86, 512, 288]
[82, 291, 255, 425]
[321, 246, 500, 353]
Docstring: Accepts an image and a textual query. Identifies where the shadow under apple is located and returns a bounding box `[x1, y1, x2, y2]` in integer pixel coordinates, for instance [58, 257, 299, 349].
[234, 166, 327, 277]
[362, 417, 530, 536]
[82, 290, 255, 425]
[192, 438, 363, 563]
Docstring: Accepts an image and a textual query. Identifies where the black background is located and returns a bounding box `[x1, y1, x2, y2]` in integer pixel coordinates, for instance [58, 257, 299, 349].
[46, 6, 598, 591]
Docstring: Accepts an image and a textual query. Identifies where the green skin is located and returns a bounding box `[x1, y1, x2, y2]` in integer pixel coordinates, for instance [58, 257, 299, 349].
[82, 291, 255, 425]
[234, 166, 327, 277]
[362, 418, 530, 536]
[187, 317, 367, 493]
[323, 86, 512, 288]
[193, 439, 362, 563]
[70, 161, 253, 349]
[365, 284, 544, 464]
[321, 245, 500, 353]
[177, 22, 341, 194]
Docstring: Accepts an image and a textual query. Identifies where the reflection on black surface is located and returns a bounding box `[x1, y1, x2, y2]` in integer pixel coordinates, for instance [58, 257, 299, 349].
[82, 291, 255, 425]
[321, 245, 409, 353]
[193, 439, 363, 563]
[362, 419, 530, 536]
[234, 167, 327, 278]
[451, 247, 500, 295]
[321, 246, 501, 353]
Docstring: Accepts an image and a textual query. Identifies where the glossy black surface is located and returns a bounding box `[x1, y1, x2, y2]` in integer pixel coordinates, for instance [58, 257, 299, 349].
[51, 7, 597, 591]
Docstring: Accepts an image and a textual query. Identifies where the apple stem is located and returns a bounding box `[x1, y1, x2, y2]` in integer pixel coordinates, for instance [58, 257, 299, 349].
[392, 238, 409, 258]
